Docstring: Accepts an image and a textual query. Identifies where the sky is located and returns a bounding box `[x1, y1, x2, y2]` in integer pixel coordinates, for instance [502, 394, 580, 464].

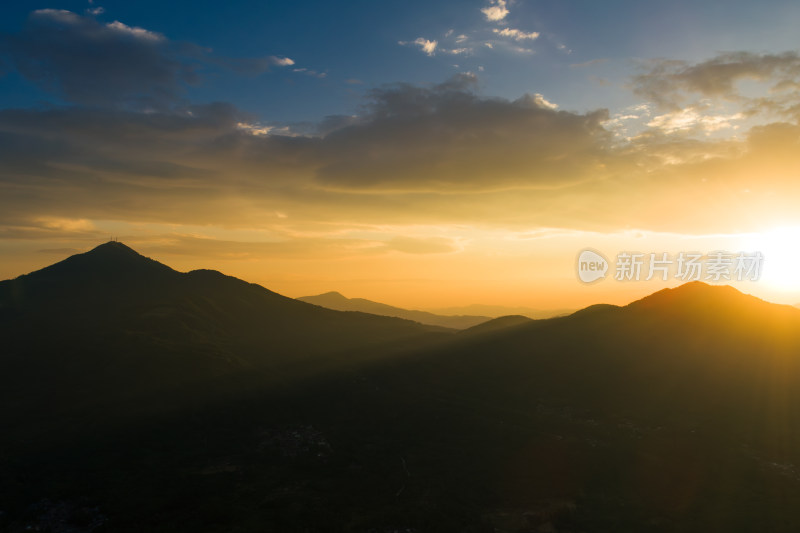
[2, 0, 800, 310]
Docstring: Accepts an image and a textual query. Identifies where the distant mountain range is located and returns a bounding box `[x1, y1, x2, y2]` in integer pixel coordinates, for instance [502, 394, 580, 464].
[3, 242, 800, 532]
[298, 291, 492, 329]
[429, 302, 574, 319]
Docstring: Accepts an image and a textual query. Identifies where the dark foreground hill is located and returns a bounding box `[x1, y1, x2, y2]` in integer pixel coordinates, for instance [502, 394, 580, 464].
[0, 242, 451, 440]
[3, 246, 800, 532]
[299, 291, 491, 330]
[0, 241, 448, 370]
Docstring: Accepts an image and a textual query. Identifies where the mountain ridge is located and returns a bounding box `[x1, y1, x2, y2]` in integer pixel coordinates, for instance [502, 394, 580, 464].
[299, 290, 492, 329]
[5, 244, 800, 531]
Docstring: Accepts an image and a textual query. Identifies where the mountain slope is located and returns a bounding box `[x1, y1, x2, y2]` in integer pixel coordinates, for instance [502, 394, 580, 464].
[342, 282, 800, 531]
[5, 262, 800, 532]
[0, 242, 452, 419]
[430, 302, 573, 319]
[298, 291, 491, 329]
[459, 314, 534, 336]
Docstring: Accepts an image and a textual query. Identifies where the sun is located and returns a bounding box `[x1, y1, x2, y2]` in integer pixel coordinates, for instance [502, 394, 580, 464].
[741, 226, 800, 292]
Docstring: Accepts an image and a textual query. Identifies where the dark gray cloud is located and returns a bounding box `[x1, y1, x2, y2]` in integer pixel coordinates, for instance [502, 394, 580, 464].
[0, 9, 293, 110]
[315, 74, 612, 189]
[631, 51, 800, 115]
[0, 75, 619, 231]
[2, 71, 798, 235]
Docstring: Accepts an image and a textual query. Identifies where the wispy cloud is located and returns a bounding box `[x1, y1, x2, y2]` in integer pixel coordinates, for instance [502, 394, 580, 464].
[292, 67, 326, 78]
[399, 38, 438, 56]
[493, 28, 540, 41]
[631, 51, 800, 115]
[105, 20, 165, 42]
[270, 56, 295, 66]
[647, 107, 744, 135]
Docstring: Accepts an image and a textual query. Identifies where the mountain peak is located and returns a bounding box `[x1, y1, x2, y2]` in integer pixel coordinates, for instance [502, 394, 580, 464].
[24, 241, 175, 282]
[87, 240, 143, 258]
[627, 281, 757, 312]
[316, 291, 349, 300]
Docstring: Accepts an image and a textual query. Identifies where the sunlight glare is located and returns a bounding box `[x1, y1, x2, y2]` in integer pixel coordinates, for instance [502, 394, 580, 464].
[742, 226, 800, 291]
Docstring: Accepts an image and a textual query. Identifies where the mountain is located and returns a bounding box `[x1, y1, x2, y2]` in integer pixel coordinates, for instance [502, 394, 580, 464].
[351, 282, 800, 531]
[4, 250, 800, 532]
[429, 302, 573, 319]
[459, 314, 534, 335]
[298, 290, 491, 329]
[0, 242, 452, 419]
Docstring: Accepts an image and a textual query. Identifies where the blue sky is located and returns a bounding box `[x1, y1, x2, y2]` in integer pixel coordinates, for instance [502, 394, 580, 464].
[3, 0, 799, 122]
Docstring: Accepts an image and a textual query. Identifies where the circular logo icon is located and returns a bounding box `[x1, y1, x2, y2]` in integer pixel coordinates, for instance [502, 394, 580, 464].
[576, 249, 608, 284]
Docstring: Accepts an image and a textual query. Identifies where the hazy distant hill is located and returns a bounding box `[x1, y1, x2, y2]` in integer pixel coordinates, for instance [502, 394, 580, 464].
[430, 302, 573, 319]
[299, 290, 491, 329]
[4, 247, 800, 532]
[459, 314, 534, 335]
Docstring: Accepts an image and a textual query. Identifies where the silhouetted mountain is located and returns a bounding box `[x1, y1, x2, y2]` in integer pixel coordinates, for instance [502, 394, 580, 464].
[460, 314, 533, 335]
[299, 290, 491, 329]
[0, 242, 451, 419]
[4, 256, 800, 532]
[429, 302, 573, 319]
[349, 282, 800, 531]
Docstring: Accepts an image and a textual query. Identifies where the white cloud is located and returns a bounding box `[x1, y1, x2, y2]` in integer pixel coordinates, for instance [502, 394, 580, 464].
[532, 94, 558, 110]
[86, 6, 105, 15]
[236, 122, 273, 136]
[32, 9, 81, 23]
[403, 38, 438, 56]
[270, 56, 295, 66]
[647, 107, 743, 134]
[455, 34, 468, 44]
[292, 66, 325, 78]
[493, 28, 540, 41]
[481, 0, 509, 21]
[443, 48, 470, 55]
[106, 20, 164, 42]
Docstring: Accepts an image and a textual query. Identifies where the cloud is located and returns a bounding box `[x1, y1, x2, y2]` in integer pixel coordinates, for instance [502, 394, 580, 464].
[270, 56, 295, 66]
[105, 20, 165, 42]
[493, 28, 540, 41]
[531, 93, 558, 110]
[292, 67, 326, 78]
[631, 51, 800, 113]
[481, 0, 509, 21]
[412, 38, 438, 56]
[0, 74, 617, 234]
[646, 107, 743, 135]
[3, 68, 800, 240]
[0, 10, 295, 110]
